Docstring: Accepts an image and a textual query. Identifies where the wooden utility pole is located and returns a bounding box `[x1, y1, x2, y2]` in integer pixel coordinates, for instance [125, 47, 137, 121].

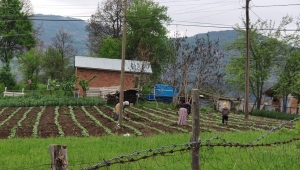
[118, 0, 127, 127]
[190, 89, 200, 170]
[245, 0, 250, 119]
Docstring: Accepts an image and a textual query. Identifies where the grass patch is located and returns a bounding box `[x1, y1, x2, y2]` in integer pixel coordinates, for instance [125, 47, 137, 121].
[0, 130, 299, 169]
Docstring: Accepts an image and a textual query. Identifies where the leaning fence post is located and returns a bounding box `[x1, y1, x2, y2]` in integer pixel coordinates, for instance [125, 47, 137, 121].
[49, 144, 68, 170]
[190, 89, 200, 170]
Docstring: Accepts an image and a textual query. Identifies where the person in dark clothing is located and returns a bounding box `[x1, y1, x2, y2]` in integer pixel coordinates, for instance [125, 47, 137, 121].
[221, 102, 230, 124]
[178, 102, 191, 126]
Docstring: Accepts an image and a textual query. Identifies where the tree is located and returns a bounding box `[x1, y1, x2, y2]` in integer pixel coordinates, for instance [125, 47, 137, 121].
[79, 75, 97, 97]
[225, 18, 292, 110]
[50, 27, 76, 81]
[61, 76, 79, 96]
[20, 0, 33, 16]
[276, 50, 300, 113]
[18, 48, 42, 90]
[41, 47, 63, 81]
[0, 63, 15, 89]
[86, 0, 125, 55]
[0, 0, 36, 64]
[163, 33, 226, 106]
[99, 36, 122, 58]
[126, 0, 172, 82]
[39, 27, 76, 83]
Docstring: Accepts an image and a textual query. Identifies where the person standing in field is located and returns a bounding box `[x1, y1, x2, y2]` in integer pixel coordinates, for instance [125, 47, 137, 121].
[221, 102, 230, 124]
[178, 102, 191, 126]
[115, 101, 130, 121]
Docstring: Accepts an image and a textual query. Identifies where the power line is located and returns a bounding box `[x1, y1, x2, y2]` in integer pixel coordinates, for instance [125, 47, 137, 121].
[250, 8, 263, 21]
[168, 0, 239, 13]
[185, 8, 242, 22]
[253, 4, 300, 7]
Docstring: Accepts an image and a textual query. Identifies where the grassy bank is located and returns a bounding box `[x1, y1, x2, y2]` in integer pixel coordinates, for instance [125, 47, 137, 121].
[1, 130, 299, 170]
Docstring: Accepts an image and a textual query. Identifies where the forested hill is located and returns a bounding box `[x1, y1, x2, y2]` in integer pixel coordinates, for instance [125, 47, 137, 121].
[186, 30, 239, 50]
[32, 14, 239, 56]
[32, 14, 89, 55]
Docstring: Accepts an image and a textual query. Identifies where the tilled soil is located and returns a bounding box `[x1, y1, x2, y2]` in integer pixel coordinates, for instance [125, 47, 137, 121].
[0, 106, 295, 139]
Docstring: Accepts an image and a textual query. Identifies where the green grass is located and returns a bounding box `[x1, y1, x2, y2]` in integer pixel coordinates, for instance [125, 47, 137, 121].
[1, 130, 299, 170]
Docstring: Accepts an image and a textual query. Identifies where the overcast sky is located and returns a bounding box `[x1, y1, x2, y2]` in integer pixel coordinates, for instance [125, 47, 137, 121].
[31, 0, 300, 37]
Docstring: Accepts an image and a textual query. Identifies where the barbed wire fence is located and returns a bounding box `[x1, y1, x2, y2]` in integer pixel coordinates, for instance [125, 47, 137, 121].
[20, 117, 300, 170]
[79, 117, 300, 170]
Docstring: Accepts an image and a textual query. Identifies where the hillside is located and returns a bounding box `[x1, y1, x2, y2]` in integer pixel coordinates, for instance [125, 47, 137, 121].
[32, 14, 241, 57]
[187, 30, 239, 49]
[32, 14, 89, 55]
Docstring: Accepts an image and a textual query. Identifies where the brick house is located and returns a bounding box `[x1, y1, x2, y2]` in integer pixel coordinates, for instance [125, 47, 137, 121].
[74, 56, 152, 97]
[263, 87, 299, 114]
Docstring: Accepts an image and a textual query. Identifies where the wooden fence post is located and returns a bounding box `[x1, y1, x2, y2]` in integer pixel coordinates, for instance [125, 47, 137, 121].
[49, 144, 68, 170]
[190, 89, 200, 170]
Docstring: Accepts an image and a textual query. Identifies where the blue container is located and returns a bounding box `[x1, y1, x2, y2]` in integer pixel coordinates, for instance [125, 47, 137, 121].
[145, 84, 178, 104]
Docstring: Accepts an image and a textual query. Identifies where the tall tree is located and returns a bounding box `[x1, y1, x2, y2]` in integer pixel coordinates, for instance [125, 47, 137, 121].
[225, 18, 293, 109]
[126, 0, 172, 82]
[0, 0, 36, 63]
[163, 33, 226, 105]
[51, 27, 76, 81]
[193, 34, 227, 93]
[18, 48, 42, 90]
[99, 36, 122, 58]
[0, 63, 15, 88]
[86, 0, 125, 55]
[41, 47, 63, 82]
[276, 50, 300, 113]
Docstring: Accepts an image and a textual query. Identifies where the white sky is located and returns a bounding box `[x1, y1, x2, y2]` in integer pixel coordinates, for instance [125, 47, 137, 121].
[31, 0, 300, 37]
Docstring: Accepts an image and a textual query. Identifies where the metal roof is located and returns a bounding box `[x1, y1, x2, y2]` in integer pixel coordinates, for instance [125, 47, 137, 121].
[75, 56, 152, 74]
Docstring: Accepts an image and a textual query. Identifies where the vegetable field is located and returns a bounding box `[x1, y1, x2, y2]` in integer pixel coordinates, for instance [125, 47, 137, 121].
[0, 106, 295, 139]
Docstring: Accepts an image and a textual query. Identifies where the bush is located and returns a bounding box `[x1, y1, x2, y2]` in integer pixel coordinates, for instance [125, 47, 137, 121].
[250, 109, 299, 120]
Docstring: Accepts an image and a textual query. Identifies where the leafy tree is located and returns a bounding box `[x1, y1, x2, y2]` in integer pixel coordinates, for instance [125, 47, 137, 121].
[18, 48, 42, 90]
[0, 63, 16, 89]
[292, 71, 300, 114]
[79, 75, 97, 97]
[61, 76, 79, 96]
[0, 0, 36, 63]
[86, 0, 125, 55]
[47, 76, 79, 97]
[40, 47, 63, 82]
[225, 18, 291, 109]
[126, 0, 172, 82]
[47, 79, 60, 96]
[40, 28, 75, 83]
[99, 36, 122, 58]
[276, 50, 300, 113]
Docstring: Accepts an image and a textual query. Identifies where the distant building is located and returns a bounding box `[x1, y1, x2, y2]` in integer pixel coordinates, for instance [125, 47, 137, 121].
[263, 86, 299, 114]
[74, 56, 152, 97]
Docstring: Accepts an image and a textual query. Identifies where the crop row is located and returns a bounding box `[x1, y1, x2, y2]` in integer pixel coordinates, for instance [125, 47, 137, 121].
[0, 106, 295, 139]
[0, 96, 106, 107]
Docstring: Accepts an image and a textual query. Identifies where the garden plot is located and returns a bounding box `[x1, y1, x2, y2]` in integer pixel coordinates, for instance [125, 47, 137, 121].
[0, 106, 295, 139]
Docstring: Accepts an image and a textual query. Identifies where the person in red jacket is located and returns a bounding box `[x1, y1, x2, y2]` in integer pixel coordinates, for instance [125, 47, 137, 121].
[221, 102, 230, 124]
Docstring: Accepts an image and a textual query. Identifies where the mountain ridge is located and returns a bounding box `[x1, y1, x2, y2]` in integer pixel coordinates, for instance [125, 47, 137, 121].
[32, 14, 239, 56]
